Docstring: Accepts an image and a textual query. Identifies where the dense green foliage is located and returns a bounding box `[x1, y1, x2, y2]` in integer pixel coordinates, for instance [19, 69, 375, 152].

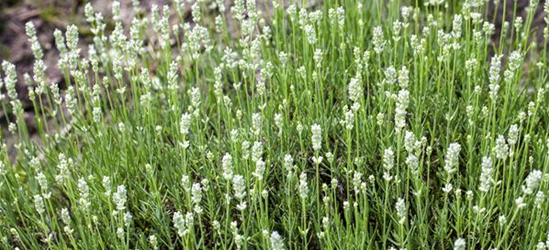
[1, 0, 549, 249]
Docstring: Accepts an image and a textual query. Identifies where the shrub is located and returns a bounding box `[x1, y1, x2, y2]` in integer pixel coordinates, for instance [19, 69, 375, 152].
[0, 0, 549, 249]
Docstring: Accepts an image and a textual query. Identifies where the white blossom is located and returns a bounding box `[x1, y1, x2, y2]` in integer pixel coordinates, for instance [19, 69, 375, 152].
[299, 172, 309, 200]
[395, 89, 410, 132]
[395, 198, 406, 224]
[383, 148, 395, 182]
[398, 66, 409, 89]
[479, 156, 494, 193]
[25, 22, 43, 60]
[253, 158, 266, 181]
[488, 55, 502, 101]
[494, 135, 509, 160]
[252, 141, 263, 162]
[508, 124, 519, 146]
[222, 153, 234, 180]
[173, 211, 194, 237]
[384, 66, 397, 86]
[34, 195, 45, 215]
[373, 26, 385, 54]
[233, 175, 247, 211]
[191, 183, 202, 213]
[454, 238, 466, 250]
[515, 196, 527, 209]
[270, 231, 285, 250]
[311, 124, 322, 151]
[444, 143, 461, 175]
[348, 77, 362, 102]
[383, 148, 395, 171]
[180, 113, 191, 135]
[113, 185, 127, 212]
[523, 170, 543, 195]
[78, 178, 91, 210]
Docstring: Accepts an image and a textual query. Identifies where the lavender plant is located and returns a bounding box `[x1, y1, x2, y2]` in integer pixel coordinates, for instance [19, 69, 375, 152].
[0, 0, 549, 249]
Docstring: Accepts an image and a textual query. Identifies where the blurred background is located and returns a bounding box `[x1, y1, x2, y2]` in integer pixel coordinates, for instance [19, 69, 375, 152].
[1, 0, 547, 102]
